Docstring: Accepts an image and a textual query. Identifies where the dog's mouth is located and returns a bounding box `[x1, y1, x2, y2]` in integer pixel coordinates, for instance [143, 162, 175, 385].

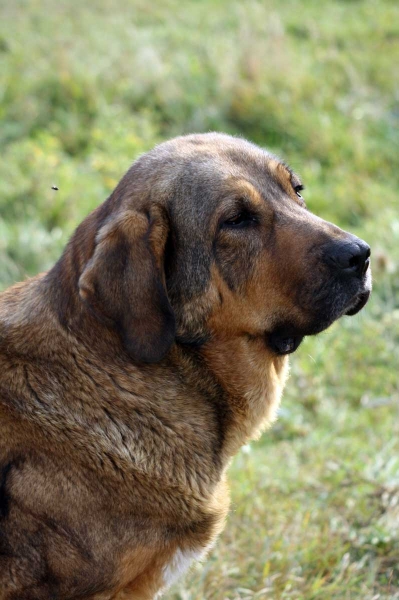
[267, 287, 371, 356]
[345, 289, 371, 316]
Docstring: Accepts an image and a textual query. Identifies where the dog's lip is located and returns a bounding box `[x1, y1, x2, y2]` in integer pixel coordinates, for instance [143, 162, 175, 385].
[345, 289, 371, 316]
[267, 332, 304, 355]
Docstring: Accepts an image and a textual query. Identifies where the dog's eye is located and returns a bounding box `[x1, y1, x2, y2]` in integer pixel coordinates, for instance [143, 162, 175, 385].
[294, 184, 304, 199]
[222, 211, 258, 229]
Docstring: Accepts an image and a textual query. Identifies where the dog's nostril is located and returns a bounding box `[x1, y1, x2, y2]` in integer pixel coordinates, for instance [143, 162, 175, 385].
[351, 243, 370, 277]
[344, 244, 370, 276]
[348, 254, 359, 269]
[362, 256, 370, 276]
[326, 240, 370, 277]
[348, 250, 367, 272]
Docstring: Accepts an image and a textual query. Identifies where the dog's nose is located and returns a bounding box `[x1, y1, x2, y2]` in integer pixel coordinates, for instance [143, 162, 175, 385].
[325, 238, 370, 277]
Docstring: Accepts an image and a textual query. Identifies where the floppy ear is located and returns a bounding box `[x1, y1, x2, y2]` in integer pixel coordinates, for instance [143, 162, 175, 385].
[78, 207, 175, 363]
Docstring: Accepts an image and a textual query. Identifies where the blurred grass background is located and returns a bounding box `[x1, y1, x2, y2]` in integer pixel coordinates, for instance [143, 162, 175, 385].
[0, 0, 398, 598]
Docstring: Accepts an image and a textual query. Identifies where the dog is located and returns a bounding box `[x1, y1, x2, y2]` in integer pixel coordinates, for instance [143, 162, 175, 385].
[0, 133, 371, 599]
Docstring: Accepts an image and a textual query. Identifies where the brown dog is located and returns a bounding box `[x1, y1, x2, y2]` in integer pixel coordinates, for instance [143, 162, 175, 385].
[0, 133, 371, 599]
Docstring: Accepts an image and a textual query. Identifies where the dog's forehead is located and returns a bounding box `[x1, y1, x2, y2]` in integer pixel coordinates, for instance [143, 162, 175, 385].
[166, 133, 282, 178]
[158, 134, 297, 214]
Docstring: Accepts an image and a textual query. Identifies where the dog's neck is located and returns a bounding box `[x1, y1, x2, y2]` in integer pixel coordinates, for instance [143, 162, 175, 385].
[197, 335, 288, 457]
[171, 337, 288, 465]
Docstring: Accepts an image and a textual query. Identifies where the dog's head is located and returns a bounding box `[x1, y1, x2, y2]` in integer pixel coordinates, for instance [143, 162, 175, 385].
[75, 133, 371, 363]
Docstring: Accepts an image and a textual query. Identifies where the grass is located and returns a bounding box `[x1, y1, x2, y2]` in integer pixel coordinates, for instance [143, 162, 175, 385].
[0, 0, 398, 597]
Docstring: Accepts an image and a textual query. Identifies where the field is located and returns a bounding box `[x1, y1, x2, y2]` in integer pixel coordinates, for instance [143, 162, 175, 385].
[0, 0, 398, 598]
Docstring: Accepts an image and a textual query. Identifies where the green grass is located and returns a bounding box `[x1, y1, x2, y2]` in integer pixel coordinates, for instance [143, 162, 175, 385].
[1, 0, 399, 598]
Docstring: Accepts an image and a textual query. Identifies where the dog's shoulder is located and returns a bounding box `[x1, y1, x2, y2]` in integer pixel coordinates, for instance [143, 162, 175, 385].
[0, 441, 119, 598]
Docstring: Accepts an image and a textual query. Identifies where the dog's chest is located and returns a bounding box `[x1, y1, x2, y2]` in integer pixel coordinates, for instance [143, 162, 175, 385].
[161, 546, 207, 591]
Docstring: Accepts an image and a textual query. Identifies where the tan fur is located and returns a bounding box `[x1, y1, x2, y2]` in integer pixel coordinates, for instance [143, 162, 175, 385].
[0, 133, 371, 599]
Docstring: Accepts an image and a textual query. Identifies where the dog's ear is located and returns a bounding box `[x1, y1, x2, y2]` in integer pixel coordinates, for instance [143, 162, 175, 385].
[78, 207, 175, 363]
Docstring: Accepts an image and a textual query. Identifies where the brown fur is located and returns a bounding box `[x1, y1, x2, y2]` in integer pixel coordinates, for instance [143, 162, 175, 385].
[0, 133, 371, 599]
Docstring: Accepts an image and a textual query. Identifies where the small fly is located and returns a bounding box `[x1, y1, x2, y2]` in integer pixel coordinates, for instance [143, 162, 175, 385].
[51, 185, 59, 191]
